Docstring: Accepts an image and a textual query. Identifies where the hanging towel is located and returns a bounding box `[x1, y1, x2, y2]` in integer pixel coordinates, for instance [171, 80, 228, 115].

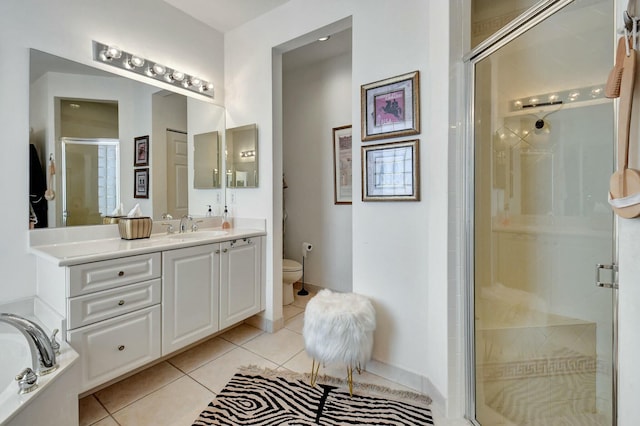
[29, 144, 48, 227]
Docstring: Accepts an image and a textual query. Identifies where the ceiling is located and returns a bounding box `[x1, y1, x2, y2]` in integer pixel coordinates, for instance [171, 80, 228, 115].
[163, 0, 291, 33]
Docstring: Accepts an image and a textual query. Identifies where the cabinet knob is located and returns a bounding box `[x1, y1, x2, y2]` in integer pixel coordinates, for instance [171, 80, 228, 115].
[118, 345, 125, 351]
[118, 271, 124, 277]
[215, 250, 220, 254]
[118, 300, 125, 306]
[223, 248, 228, 253]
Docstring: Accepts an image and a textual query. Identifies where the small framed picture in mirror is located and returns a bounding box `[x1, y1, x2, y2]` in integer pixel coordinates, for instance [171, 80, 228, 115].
[134, 168, 149, 199]
[134, 135, 149, 167]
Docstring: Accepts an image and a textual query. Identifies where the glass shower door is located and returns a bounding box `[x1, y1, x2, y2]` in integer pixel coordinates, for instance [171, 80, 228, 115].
[472, 1, 614, 424]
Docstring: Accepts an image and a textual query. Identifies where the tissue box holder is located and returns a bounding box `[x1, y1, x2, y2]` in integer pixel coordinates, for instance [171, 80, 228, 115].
[118, 217, 153, 240]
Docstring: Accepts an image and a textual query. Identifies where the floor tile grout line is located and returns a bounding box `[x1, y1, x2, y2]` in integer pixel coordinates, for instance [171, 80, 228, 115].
[101, 370, 187, 416]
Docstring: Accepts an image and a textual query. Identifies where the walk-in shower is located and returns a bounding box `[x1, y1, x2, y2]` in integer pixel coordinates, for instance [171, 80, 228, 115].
[467, 1, 615, 424]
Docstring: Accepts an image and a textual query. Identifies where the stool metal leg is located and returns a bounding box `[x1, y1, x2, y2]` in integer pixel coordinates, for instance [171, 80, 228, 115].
[310, 358, 321, 387]
[346, 365, 354, 396]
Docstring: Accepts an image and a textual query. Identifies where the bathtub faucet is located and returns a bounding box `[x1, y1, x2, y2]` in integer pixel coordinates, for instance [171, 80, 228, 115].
[0, 313, 58, 376]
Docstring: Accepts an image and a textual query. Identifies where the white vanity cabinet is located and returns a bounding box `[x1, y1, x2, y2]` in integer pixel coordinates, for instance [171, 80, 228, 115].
[65, 253, 162, 392]
[161, 236, 263, 354]
[219, 237, 262, 329]
[32, 228, 265, 394]
[161, 244, 220, 355]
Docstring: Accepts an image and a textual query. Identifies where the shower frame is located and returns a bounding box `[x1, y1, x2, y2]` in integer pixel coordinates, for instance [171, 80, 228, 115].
[462, 0, 619, 425]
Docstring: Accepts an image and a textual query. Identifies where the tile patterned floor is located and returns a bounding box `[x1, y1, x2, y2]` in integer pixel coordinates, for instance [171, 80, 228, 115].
[79, 291, 463, 426]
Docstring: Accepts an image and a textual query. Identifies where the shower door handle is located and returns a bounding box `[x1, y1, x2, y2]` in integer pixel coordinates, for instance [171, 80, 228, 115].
[595, 263, 618, 289]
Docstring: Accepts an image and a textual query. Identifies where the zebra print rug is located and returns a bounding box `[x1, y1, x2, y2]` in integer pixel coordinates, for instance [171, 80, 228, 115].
[192, 367, 434, 425]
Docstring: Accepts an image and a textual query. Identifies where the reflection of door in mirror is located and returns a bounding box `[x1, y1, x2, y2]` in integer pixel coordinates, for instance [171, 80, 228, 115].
[167, 130, 188, 218]
[59, 98, 119, 227]
[62, 138, 120, 226]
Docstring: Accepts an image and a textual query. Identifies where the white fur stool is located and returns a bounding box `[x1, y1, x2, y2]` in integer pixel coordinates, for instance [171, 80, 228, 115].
[303, 289, 376, 395]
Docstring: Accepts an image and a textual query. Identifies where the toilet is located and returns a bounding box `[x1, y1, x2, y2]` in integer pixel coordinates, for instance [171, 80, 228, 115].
[282, 259, 303, 305]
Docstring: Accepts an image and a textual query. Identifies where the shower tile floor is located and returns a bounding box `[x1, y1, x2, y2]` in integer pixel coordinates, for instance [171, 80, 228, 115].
[79, 290, 460, 425]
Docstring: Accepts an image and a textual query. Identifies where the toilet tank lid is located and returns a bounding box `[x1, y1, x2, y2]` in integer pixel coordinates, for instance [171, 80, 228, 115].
[283, 259, 302, 271]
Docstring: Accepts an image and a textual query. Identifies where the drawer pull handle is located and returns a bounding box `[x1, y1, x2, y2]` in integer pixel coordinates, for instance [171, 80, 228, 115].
[118, 300, 125, 306]
[118, 345, 125, 351]
[118, 271, 124, 277]
[215, 250, 220, 254]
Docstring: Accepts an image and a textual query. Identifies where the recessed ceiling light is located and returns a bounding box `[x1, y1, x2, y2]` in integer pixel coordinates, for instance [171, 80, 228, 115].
[318, 36, 331, 42]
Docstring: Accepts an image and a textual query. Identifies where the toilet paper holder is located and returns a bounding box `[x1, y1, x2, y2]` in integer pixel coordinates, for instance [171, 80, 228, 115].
[299, 241, 313, 296]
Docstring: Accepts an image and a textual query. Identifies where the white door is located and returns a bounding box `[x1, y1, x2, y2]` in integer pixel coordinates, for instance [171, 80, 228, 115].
[166, 130, 188, 219]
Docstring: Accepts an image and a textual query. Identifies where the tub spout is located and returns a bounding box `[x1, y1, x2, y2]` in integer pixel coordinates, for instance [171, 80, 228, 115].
[0, 313, 57, 375]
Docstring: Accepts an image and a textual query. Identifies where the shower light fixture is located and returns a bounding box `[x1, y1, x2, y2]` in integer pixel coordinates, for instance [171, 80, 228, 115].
[93, 41, 214, 98]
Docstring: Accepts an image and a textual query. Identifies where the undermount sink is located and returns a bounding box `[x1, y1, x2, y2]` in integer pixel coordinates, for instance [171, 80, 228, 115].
[162, 230, 228, 240]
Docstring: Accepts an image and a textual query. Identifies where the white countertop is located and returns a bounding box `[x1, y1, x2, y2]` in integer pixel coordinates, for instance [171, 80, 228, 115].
[30, 227, 266, 266]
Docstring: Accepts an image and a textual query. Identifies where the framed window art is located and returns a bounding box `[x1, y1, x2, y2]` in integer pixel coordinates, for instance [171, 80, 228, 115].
[361, 139, 420, 202]
[361, 71, 420, 142]
[332, 125, 352, 204]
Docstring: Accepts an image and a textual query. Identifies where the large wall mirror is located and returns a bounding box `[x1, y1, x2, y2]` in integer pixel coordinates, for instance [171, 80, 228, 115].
[29, 49, 225, 228]
[226, 124, 258, 188]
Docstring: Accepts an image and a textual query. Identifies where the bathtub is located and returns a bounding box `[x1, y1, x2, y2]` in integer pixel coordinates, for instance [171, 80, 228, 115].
[0, 298, 80, 426]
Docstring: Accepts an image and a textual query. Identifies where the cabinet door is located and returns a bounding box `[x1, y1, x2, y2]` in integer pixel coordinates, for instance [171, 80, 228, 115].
[67, 305, 161, 393]
[162, 244, 220, 355]
[220, 237, 262, 329]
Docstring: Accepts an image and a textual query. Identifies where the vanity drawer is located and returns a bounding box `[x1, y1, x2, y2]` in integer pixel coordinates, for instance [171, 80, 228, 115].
[69, 253, 161, 296]
[67, 279, 161, 329]
[67, 305, 161, 393]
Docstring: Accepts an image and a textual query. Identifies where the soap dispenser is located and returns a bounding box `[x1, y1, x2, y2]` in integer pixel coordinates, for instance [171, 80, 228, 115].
[222, 205, 232, 229]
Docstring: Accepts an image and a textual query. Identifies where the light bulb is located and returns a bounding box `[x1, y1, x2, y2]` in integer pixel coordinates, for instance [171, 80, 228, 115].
[171, 71, 185, 82]
[131, 55, 145, 68]
[107, 46, 122, 59]
[152, 63, 166, 76]
[123, 56, 135, 69]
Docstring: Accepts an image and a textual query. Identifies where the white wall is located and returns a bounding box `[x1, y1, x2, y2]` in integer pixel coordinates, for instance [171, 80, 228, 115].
[0, 0, 223, 302]
[283, 52, 352, 293]
[187, 97, 226, 217]
[616, 1, 640, 423]
[225, 0, 452, 408]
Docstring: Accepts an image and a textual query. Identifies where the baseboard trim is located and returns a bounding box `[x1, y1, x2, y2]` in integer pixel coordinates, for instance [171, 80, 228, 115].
[366, 359, 445, 408]
[245, 313, 284, 333]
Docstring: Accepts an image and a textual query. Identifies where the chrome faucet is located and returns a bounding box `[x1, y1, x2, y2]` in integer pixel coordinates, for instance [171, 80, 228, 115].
[0, 313, 58, 376]
[179, 215, 193, 233]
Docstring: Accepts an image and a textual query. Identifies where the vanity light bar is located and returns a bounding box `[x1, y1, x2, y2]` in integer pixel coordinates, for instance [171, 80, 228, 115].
[92, 41, 214, 98]
[509, 84, 604, 112]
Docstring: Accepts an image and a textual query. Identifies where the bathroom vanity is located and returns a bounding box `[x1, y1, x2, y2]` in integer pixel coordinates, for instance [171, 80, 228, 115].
[30, 226, 265, 393]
